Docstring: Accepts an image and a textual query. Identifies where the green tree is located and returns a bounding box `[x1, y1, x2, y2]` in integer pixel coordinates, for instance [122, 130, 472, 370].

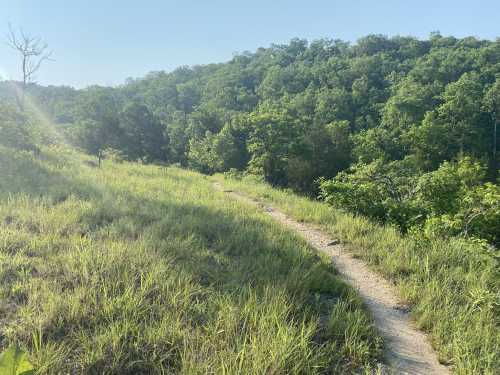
[165, 111, 189, 166]
[483, 79, 500, 176]
[411, 73, 489, 169]
[119, 101, 167, 161]
[72, 87, 121, 165]
[245, 110, 303, 186]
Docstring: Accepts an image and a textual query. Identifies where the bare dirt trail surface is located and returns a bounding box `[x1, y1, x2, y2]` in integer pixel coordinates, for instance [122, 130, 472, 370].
[213, 182, 450, 375]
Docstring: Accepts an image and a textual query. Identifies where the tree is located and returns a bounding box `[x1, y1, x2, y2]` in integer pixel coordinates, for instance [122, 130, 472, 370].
[483, 80, 500, 176]
[438, 73, 486, 155]
[188, 121, 250, 174]
[164, 111, 189, 165]
[74, 119, 109, 166]
[410, 73, 488, 169]
[72, 87, 121, 166]
[119, 101, 167, 161]
[245, 110, 303, 186]
[6, 24, 53, 111]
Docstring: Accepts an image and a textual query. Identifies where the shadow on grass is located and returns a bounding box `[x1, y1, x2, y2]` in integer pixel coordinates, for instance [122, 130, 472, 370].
[0, 149, 351, 310]
[0, 150, 377, 373]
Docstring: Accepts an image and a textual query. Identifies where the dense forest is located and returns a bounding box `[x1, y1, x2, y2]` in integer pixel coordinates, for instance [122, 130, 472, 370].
[1, 33, 499, 245]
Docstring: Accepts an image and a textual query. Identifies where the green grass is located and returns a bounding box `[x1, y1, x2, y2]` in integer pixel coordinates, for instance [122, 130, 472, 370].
[213, 174, 500, 374]
[0, 145, 382, 374]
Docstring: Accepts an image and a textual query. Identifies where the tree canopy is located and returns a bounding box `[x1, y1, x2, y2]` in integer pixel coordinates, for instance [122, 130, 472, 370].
[1, 33, 499, 243]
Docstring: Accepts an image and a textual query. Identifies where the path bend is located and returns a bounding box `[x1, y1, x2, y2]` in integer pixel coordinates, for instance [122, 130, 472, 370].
[214, 182, 450, 375]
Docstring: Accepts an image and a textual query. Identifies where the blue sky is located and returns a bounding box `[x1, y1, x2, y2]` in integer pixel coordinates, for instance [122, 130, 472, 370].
[1, 0, 498, 88]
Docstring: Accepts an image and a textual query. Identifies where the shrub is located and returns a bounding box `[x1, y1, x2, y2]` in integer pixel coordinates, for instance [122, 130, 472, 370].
[320, 157, 500, 244]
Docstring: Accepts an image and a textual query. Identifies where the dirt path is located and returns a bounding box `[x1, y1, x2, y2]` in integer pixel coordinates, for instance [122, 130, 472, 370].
[214, 182, 450, 375]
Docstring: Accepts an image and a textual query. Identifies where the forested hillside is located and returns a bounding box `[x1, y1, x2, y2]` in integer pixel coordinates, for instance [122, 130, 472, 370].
[1, 33, 499, 374]
[1, 33, 499, 244]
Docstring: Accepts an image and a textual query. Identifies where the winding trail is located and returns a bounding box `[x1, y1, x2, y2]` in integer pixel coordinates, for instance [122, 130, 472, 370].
[213, 182, 450, 375]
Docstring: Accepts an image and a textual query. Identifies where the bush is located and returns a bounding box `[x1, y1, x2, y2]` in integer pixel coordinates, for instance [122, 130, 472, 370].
[223, 168, 246, 180]
[101, 147, 126, 163]
[320, 157, 500, 244]
[319, 157, 424, 231]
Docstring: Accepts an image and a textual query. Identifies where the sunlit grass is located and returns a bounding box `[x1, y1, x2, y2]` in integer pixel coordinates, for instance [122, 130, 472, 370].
[214, 174, 500, 374]
[0, 145, 382, 374]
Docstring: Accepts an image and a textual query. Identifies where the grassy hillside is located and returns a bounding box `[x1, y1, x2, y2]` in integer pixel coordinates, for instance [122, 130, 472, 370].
[0, 145, 382, 374]
[214, 174, 499, 374]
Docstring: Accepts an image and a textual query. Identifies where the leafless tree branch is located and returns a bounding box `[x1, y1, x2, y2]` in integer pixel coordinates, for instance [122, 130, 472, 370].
[5, 23, 53, 110]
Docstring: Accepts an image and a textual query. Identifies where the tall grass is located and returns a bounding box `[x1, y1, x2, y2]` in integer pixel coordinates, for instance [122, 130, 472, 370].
[215, 174, 499, 374]
[0, 145, 382, 374]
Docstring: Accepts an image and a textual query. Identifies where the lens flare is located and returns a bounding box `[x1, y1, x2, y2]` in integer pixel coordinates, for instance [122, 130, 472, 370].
[0, 66, 10, 81]
[0, 67, 67, 145]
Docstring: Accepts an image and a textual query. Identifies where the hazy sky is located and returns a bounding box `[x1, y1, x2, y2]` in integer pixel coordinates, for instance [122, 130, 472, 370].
[1, 1, 498, 88]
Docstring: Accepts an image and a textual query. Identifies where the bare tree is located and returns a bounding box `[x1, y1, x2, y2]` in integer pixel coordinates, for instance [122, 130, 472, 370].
[6, 23, 53, 110]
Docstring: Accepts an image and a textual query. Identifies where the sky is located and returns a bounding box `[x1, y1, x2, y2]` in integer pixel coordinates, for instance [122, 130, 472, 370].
[0, 0, 498, 88]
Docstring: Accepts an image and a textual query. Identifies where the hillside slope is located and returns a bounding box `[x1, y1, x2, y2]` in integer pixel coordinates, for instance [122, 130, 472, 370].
[0, 146, 381, 374]
[214, 174, 499, 374]
[214, 181, 448, 374]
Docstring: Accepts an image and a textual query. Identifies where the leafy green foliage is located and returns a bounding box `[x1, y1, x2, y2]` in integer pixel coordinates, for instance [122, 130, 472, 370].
[320, 157, 422, 231]
[320, 157, 500, 244]
[2, 35, 499, 194]
[0, 103, 33, 150]
[0, 345, 34, 375]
